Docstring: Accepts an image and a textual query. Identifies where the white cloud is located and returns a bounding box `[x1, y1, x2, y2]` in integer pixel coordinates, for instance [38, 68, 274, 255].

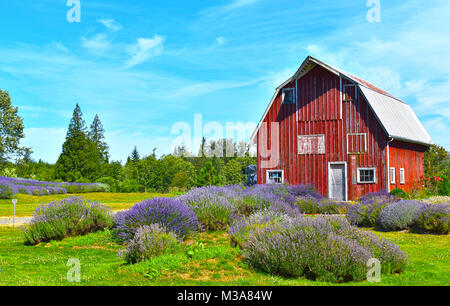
[46, 42, 69, 53]
[98, 18, 122, 32]
[81, 34, 111, 54]
[125, 36, 164, 68]
[226, 0, 259, 10]
[202, 0, 261, 17]
[216, 36, 226, 45]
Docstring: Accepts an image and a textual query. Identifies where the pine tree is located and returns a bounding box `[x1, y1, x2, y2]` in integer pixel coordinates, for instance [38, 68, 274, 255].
[130, 146, 140, 163]
[89, 114, 109, 163]
[55, 104, 102, 182]
[196, 161, 219, 186]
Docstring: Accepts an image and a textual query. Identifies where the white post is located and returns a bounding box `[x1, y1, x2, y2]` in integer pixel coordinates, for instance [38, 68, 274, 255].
[12, 199, 17, 228]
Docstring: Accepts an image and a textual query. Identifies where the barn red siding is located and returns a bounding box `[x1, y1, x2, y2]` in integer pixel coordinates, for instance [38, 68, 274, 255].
[257, 65, 396, 200]
[389, 141, 427, 192]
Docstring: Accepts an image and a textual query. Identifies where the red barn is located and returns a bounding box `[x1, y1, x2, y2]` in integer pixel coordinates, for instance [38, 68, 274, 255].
[251, 56, 433, 201]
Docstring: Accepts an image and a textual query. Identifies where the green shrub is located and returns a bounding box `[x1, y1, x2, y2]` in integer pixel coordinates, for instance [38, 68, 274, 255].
[390, 188, 407, 199]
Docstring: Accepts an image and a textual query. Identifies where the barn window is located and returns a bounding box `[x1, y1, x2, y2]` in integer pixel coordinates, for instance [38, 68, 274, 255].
[347, 133, 367, 154]
[400, 168, 405, 185]
[357, 168, 376, 183]
[266, 170, 284, 184]
[282, 88, 295, 104]
[390, 168, 396, 184]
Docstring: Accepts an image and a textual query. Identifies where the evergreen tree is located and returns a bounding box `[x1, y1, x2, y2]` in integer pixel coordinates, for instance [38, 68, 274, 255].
[89, 114, 109, 163]
[223, 159, 245, 185]
[130, 146, 140, 163]
[55, 104, 102, 182]
[196, 161, 219, 186]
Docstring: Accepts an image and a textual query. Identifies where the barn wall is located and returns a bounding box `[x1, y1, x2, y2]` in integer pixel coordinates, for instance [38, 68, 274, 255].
[257, 65, 389, 200]
[389, 141, 427, 192]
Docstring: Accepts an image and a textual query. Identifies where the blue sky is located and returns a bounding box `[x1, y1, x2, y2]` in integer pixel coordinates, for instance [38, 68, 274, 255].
[0, 0, 449, 163]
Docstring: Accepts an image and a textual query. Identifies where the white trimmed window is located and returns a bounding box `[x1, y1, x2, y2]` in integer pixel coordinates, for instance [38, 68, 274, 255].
[357, 168, 376, 183]
[282, 88, 295, 104]
[390, 167, 396, 184]
[400, 168, 405, 185]
[266, 170, 284, 184]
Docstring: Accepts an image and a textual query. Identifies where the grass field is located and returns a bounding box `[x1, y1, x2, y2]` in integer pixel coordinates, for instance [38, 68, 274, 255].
[0, 226, 448, 286]
[0, 193, 174, 217]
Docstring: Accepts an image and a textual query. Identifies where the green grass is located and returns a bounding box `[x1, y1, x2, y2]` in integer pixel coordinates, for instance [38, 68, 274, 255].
[0, 193, 175, 217]
[0, 226, 448, 286]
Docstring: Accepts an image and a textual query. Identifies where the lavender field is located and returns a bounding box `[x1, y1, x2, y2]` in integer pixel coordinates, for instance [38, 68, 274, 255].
[0, 176, 107, 199]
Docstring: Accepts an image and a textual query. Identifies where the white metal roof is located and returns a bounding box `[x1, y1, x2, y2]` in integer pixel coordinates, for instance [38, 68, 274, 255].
[358, 85, 433, 145]
[251, 56, 433, 146]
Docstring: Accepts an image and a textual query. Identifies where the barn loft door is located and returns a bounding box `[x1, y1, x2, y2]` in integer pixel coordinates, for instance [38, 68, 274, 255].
[329, 163, 347, 201]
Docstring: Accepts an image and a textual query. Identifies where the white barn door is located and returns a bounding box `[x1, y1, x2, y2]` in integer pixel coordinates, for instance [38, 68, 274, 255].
[329, 163, 347, 201]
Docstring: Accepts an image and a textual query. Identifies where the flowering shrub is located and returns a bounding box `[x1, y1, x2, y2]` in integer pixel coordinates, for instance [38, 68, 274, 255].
[179, 187, 236, 231]
[118, 224, 180, 264]
[347, 191, 398, 227]
[242, 216, 407, 283]
[416, 204, 450, 234]
[22, 196, 114, 245]
[295, 197, 350, 215]
[0, 176, 107, 199]
[426, 196, 450, 204]
[114, 197, 198, 242]
[379, 200, 424, 231]
[228, 209, 291, 248]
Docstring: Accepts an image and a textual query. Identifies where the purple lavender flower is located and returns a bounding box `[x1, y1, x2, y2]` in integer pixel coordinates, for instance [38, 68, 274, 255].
[114, 197, 198, 242]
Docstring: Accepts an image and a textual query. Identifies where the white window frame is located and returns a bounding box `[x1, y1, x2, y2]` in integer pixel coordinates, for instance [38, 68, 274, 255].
[390, 167, 396, 185]
[266, 170, 284, 184]
[357, 168, 377, 184]
[400, 168, 405, 185]
[347, 133, 368, 154]
[282, 88, 295, 105]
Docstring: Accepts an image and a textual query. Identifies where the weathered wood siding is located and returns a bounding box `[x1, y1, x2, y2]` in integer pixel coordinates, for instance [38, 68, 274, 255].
[257, 65, 399, 200]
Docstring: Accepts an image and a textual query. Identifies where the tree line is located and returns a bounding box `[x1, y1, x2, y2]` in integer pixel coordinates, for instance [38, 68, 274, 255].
[0, 92, 256, 193]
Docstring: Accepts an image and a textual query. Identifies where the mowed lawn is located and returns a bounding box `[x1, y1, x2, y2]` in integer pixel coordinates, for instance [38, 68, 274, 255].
[0, 226, 448, 286]
[0, 193, 175, 217]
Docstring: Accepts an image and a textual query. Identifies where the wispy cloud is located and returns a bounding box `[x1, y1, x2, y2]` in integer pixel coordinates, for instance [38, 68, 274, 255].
[201, 0, 261, 17]
[81, 34, 111, 54]
[98, 18, 122, 32]
[125, 36, 164, 68]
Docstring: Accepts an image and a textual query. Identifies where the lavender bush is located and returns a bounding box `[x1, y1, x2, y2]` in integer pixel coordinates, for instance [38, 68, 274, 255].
[379, 200, 425, 231]
[416, 204, 450, 234]
[118, 224, 180, 264]
[242, 216, 407, 283]
[114, 197, 198, 242]
[228, 209, 291, 248]
[22, 196, 114, 245]
[179, 187, 238, 231]
[0, 176, 107, 199]
[347, 191, 398, 227]
[294, 197, 350, 215]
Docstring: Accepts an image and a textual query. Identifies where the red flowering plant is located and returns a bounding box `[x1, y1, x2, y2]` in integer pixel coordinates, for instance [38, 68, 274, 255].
[419, 175, 444, 196]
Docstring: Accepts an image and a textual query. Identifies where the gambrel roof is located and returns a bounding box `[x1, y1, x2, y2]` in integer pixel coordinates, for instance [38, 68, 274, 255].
[251, 56, 433, 146]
